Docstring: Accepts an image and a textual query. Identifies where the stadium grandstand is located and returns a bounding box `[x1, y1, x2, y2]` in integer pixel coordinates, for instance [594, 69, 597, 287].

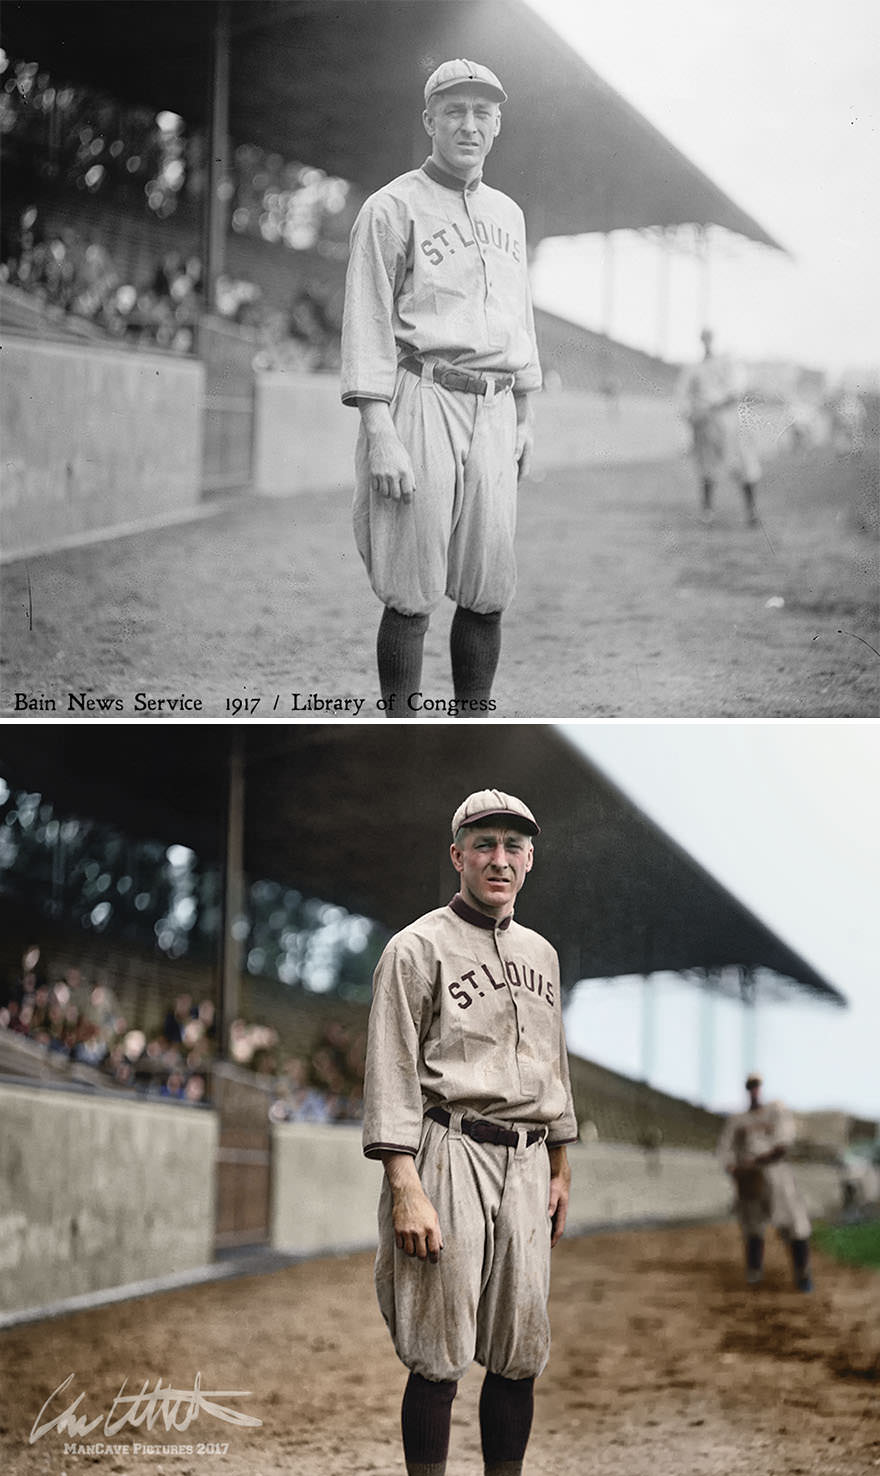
[0, 0, 784, 547]
[0, 723, 860, 1286]
[0, 725, 847, 1124]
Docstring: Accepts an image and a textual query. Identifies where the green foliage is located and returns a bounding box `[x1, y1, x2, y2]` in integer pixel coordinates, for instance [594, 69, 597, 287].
[814, 1219, 880, 1270]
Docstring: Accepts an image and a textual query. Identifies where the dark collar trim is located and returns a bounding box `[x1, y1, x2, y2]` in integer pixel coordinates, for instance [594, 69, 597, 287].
[449, 893, 513, 931]
[422, 157, 482, 194]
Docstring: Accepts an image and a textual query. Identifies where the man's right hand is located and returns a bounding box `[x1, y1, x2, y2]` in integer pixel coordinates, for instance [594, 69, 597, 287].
[357, 401, 416, 503]
[380, 1151, 443, 1261]
[391, 1182, 444, 1261]
[366, 430, 416, 503]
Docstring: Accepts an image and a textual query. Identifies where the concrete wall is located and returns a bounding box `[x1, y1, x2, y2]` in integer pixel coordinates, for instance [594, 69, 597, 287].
[253, 375, 797, 498]
[0, 1082, 218, 1315]
[253, 376, 690, 497]
[268, 1126, 842, 1255]
[565, 1141, 840, 1232]
[271, 1122, 383, 1254]
[0, 334, 204, 558]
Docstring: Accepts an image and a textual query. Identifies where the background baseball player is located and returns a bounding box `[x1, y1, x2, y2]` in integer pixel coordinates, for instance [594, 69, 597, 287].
[717, 1072, 814, 1290]
[677, 327, 762, 525]
[361, 788, 577, 1476]
[340, 60, 541, 718]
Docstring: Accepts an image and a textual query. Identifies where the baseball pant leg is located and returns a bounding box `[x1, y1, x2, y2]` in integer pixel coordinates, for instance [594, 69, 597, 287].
[375, 1115, 506, 1383]
[475, 1136, 552, 1380]
[353, 372, 470, 617]
[446, 387, 519, 615]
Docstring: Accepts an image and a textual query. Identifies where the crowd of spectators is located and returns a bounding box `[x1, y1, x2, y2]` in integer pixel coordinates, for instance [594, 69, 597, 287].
[1, 945, 214, 1104]
[1, 216, 343, 367]
[0, 944, 367, 1122]
[268, 1019, 367, 1125]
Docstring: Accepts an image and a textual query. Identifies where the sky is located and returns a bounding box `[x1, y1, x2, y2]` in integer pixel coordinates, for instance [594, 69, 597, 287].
[526, 0, 880, 379]
[559, 721, 879, 1121]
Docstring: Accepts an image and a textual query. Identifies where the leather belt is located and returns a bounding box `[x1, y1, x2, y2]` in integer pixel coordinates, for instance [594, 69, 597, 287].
[399, 354, 515, 397]
[426, 1105, 545, 1148]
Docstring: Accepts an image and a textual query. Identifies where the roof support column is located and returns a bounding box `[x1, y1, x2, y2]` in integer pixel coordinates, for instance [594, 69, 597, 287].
[203, 0, 231, 311]
[218, 730, 245, 1057]
[602, 229, 616, 341]
[739, 965, 758, 1080]
[697, 225, 712, 332]
[640, 972, 656, 1083]
[655, 228, 671, 360]
[699, 969, 718, 1106]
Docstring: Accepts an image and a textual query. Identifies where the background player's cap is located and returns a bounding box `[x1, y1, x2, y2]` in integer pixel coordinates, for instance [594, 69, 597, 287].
[451, 789, 540, 838]
[745, 1072, 763, 1088]
[424, 58, 508, 105]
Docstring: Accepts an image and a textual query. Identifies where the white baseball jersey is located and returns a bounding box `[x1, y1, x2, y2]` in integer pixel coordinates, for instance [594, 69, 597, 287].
[677, 354, 762, 484]
[362, 893, 577, 1157]
[364, 892, 577, 1384]
[717, 1099, 811, 1240]
[341, 158, 542, 405]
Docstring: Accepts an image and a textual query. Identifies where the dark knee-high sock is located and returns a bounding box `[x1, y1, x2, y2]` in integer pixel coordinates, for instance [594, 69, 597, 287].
[401, 1372, 457, 1475]
[743, 481, 758, 522]
[450, 606, 502, 707]
[746, 1235, 764, 1274]
[479, 1371, 534, 1473]
[377, 606, 429, 718]
[791, 1237, 811, 1281]
[702, 478, 714, 510]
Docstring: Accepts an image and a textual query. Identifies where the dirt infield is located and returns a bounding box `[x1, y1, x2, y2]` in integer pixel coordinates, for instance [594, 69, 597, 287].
[1, 445, 877, 718]
[3, 1221, 879, 1475]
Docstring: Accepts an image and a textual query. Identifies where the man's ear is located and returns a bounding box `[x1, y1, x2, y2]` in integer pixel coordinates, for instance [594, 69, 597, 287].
[493, 110, 502, 137]
[450, 841, 464, 874]
[423, 107, 434, 138]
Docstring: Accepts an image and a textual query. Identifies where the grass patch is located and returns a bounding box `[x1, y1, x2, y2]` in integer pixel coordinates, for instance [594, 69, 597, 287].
[814, 1219, 880, 1269]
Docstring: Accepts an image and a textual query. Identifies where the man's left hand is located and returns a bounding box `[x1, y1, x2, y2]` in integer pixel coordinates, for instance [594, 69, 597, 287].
[514, 392, 534, 481]
[547, 1144, 571, 1248]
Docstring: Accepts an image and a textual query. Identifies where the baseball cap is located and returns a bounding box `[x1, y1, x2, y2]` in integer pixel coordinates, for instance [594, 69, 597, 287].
[451, 788, 540, 838]
[745, 1073, 763, 1089]
[424, 58, 508, 106]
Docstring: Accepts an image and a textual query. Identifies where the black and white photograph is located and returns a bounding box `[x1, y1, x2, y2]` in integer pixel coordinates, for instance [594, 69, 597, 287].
[0, 0, 877, 717]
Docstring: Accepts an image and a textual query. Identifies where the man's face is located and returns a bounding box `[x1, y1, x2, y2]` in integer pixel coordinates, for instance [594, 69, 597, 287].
[450, 823, 533, 918]
[423, 87, 502, 181]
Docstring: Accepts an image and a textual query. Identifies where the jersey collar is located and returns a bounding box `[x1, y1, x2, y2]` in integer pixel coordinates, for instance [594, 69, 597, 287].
[449, 893, 513, 931]
[422, 157, 482, 194]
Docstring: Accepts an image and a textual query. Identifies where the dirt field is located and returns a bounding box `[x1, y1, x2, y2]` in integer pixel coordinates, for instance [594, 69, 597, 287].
[1, 445, 877, 719]
[2, 1221, 878, 1476]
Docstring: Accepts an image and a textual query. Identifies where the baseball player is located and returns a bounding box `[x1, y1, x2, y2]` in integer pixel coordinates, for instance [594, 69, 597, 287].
[717, 1072, 813, 1291]
[362, 789, 577, 1476]
[677, 328, 762, 525]
[340, 60, 541, 718]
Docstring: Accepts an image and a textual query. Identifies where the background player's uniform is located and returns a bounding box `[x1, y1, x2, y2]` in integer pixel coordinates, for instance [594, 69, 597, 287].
[341, 158, 541, 617]
[677, 353, 762, 488]
[717, 1098, 813, 1288]
[362, 893, 576, 1383]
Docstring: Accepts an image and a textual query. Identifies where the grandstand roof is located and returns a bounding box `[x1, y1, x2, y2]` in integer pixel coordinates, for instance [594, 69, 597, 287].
[1, 0, 784, 248]
[0, 725, 842, 1006]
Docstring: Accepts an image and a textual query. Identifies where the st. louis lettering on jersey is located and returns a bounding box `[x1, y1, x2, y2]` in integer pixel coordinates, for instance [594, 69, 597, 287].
[447, 958, 555, 1008]
[420, 217, 522, 267]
